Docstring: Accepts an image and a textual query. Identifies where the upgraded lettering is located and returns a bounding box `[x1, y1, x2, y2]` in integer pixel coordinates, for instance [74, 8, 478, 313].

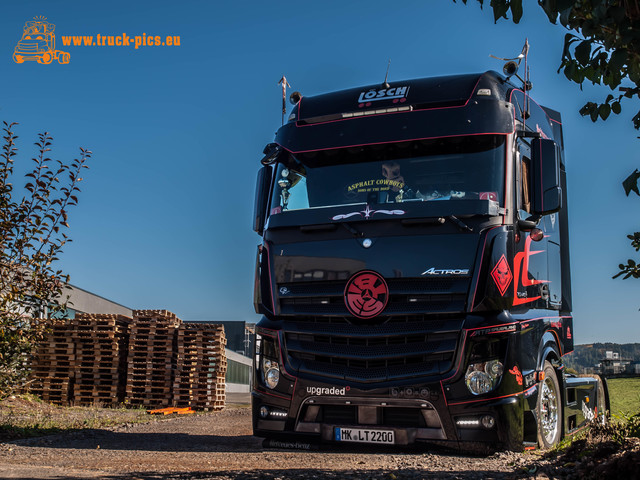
[306, 386, 347, 396]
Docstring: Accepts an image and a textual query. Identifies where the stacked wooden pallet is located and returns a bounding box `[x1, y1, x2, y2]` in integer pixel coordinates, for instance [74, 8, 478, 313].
[72, 314, 130, 406]
[173, 323, 227, 411]
[26, 310, 229, 410]
[28, 320, 75, 404]
[125, 310, 180, 407]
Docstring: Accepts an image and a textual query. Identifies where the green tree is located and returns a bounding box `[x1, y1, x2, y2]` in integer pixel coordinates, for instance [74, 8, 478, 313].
[0, 122, 91, 395]
[615, 169, 640, 279]
[454, 1, 640, 128]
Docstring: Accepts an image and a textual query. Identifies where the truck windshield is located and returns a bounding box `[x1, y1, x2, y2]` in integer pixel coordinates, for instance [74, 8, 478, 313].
[269, 135, 506, 214]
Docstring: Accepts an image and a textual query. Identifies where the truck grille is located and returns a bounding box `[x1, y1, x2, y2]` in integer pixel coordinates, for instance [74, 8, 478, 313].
[278, 277, 469, 318]
[283, 316, 464, 383]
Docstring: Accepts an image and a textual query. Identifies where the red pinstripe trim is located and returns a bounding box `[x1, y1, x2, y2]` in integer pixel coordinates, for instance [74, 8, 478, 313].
[470, 226, 501, 311]
[466, 322, 519, 332]
[448, 384, 535, 407]
[263, 243, 276, 314]
[441, 381, 449, 408]
[254, 387, 292, 401]
[277, 132, 512, 155]
[442, 331, 469, 383]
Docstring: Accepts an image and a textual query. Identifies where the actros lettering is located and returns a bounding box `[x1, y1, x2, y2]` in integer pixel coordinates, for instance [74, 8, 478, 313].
[357, 86, 409, 103]
[421, 267, 469, 276]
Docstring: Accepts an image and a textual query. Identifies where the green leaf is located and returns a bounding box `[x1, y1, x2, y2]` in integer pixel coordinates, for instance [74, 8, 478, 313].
[574, 40, 591, 65]
[564, 61, 577, 81]
[608, 49, 627, 72]
[598, 103, 611, 120]
[622, 170, 640, 197]
[556, 0, 575, 10]
[492, 0, 509, 22]
[612, 101, 622, 114]
[510, 0, 523, 23]
[538, 0, 559, 23]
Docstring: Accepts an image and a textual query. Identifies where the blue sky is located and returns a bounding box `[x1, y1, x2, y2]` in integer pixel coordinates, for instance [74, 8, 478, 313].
[2, 0, 638, 344]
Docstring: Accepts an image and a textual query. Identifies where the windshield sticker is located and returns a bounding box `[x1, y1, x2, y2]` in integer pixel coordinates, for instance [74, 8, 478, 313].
[347, 179, 404, 193]
[332, 205, 405, 221]
[357, 86, 409, 105]
[479, 191, 498, 201]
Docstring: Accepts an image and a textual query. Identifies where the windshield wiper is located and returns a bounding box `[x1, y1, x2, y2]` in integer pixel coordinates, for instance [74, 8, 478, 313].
[298, 222, 363, 238]
[447, 215, 473, 232]
[340, 222, 364, 238]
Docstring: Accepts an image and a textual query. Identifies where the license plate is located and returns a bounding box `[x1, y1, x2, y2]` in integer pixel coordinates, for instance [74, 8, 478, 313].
[334, 427, 395, 444]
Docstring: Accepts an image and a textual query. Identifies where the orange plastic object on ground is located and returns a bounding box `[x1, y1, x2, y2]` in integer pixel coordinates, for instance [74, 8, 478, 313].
[147, 407, 195, 415]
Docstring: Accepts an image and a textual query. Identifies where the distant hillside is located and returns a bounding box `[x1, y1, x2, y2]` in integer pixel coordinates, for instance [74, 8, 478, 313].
[563, 343, 640, 372]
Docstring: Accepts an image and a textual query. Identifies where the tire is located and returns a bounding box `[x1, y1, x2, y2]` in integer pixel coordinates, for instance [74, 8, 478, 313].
[38, 52, 53, 64]
[594, 375, 608, 425]
[57, 52, 70, 64]
[537, 360, 562, 448]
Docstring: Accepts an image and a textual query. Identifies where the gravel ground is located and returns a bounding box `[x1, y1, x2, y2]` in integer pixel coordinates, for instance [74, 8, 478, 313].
[0, 405, 537, 480]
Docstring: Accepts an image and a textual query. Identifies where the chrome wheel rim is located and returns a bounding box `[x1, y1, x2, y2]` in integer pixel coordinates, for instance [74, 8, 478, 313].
[540, 377, 559, 445]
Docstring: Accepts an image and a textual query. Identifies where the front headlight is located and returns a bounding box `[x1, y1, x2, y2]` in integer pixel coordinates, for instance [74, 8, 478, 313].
[262, 357, 280, 389]
[465, 360, 504, 395]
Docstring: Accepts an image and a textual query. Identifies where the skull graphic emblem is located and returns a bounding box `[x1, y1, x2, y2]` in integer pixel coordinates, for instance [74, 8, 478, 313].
[491, 255, 512, 296]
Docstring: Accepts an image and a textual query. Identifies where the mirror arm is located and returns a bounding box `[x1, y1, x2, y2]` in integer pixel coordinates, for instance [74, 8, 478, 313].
[515, 130, 541, 139]
[518, 215, 541, 231]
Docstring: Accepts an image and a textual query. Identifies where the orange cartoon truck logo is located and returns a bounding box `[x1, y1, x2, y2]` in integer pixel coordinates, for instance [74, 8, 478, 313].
[13, 17, 70, 65]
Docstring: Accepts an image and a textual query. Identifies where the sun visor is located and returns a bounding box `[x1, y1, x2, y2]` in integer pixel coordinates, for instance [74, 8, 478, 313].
[276, 99, 515, 154]
[296, 74, 482, 124]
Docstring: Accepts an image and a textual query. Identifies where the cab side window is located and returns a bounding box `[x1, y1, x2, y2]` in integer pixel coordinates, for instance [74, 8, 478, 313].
[517, 139, 531, 216]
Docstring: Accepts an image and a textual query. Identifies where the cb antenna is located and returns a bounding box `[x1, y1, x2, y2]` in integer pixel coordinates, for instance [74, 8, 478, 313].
[278, 75, 291, 125]
[490, 39, 531, 123]
[382, 59, 391, 88]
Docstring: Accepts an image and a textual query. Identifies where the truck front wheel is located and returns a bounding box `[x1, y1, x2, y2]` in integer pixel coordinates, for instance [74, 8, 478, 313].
[537, 360, 562, 448]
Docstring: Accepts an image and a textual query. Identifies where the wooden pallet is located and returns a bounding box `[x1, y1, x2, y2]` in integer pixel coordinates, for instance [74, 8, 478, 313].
[27, 312, 230, 410]
[172, 323, 227, 410]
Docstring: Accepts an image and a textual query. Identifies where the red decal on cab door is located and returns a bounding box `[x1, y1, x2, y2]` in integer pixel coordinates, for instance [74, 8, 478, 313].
[491, 255, 512, 296]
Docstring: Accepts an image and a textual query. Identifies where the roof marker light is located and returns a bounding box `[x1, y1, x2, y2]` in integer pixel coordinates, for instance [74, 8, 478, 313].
[342, 105, 412, 119]
[477, 89, 492, 96]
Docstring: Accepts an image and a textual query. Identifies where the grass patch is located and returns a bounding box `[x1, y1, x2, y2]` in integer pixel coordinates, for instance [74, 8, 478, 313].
[606, 377, 640, 416]
[0, 394, 152, 441]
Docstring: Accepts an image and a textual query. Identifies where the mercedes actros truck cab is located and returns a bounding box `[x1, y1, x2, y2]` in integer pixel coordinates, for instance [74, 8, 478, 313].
[251, 68, 608, 451]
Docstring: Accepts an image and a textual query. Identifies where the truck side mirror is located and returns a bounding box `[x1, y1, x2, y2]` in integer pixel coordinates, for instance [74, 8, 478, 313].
[531, 138, 562, 215]
[253, 166, 272, 235]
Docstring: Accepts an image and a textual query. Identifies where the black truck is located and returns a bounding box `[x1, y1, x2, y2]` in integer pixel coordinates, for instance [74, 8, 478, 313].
[251, 70, 608, 450]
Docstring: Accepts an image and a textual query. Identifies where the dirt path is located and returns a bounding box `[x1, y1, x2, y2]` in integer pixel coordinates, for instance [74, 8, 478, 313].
[0, 405, 533, 479]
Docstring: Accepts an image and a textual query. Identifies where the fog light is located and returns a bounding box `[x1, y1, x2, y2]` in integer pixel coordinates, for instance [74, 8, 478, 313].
[259, 406, 269, 418]
[481, 415, 495, 429]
